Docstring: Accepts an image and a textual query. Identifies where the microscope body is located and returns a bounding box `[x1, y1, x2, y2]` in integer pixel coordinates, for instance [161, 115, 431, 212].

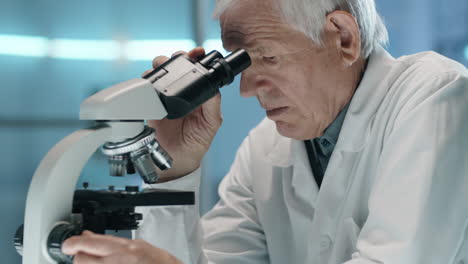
[16, 50, 251, 264]
[22, 77, 167, 264]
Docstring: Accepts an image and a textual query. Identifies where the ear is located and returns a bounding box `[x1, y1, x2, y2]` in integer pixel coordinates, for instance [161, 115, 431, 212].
[324, 11, 361, 67]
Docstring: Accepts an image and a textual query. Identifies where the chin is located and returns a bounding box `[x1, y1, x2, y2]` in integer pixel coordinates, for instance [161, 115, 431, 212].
[275, 121, 304, 140]
[275, 121, 320, 140]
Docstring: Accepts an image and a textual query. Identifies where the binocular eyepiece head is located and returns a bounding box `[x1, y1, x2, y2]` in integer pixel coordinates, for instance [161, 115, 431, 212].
[144, 49, 251, 119]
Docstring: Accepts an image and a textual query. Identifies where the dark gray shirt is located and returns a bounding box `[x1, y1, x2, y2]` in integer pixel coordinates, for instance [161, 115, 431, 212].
[305, 103, 349, 187]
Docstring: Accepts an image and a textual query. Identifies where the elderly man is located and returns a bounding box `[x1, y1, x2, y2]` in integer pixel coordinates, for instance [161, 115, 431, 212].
[63, 0, 468, 263]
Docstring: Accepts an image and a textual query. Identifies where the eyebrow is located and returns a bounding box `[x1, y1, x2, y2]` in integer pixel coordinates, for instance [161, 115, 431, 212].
[222, 28, 276, 57]
[221, 29, 246, 47]
[222, 29, 246, 38]
[222, 33, 268, 54]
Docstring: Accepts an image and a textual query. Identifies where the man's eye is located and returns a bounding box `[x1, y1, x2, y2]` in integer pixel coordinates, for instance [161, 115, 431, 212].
[262, 56, 277, 64]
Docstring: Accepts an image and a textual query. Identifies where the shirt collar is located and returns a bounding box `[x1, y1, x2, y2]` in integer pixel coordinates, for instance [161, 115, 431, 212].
[334, 45, 396, 152]
[319, 102, 350, 147]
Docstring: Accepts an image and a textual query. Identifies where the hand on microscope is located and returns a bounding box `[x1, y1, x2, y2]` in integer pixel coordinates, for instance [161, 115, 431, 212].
[62, 230, 183, 264]
[146, 47, 223, 182]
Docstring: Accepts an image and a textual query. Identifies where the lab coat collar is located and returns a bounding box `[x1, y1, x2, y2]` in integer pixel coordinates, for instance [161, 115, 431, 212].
[335, 46, 395, 152]
[264, 46, 396, 167]
[265, 126, 294, 167]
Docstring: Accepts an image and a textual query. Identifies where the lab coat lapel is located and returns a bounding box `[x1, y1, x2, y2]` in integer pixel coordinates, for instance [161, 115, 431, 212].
[282, 139, 320, 261]
[264, 132, 320, 208]
[290, 139, 320, 208]
[334, 46, 396, 153]
[308, 47, 398, 261]
[263, 129, 319, 261]
[264, 130, 293, 168]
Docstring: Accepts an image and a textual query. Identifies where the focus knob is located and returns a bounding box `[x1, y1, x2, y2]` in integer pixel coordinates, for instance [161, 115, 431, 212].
[47, 223, 82, 263]
[14, 224, 23, 256]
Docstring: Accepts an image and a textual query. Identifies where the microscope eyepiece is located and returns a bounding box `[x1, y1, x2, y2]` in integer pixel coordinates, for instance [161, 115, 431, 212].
[144, 49, 251, 119]
[224, 49, 252, 77]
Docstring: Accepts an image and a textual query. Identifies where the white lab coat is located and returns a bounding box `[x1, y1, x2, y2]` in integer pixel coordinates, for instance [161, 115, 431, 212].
[135, 47, 468, 263]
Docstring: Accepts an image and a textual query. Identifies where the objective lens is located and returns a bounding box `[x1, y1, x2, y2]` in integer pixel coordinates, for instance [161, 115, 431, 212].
[126, 160, 136, 174]
[148, 140, 173, 170]
[108, 155, 128, 177]
[130, 148, 159, 184]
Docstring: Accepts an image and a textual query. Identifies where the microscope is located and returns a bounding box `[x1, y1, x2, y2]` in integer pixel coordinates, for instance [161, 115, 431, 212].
[13, 49, 251, 264]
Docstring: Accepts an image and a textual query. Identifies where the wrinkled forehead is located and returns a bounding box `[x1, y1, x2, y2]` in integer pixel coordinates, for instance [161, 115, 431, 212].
[219, 0, 287, 46]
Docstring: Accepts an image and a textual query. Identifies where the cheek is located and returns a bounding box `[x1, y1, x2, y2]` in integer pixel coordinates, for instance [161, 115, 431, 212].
[277, 68, 317, 110]
[242, 62, 289, 93]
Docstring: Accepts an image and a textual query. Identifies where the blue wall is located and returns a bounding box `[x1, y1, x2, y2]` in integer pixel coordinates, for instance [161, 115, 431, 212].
[0, 0, 467, 263]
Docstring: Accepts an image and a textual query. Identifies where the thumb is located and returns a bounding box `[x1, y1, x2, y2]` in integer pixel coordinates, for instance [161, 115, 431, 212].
[201, 93, 223, 126]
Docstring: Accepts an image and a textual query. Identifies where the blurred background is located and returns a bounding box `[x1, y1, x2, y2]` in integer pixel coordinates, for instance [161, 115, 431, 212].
[0, 0, 466, 262]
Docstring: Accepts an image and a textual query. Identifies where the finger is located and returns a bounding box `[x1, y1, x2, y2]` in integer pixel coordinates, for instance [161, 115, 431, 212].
[141, 69, 153, 77]
[171, 50, 187, 57]
[97, 253, 139, 264]
[173, 47, 205, 60]
[152, 55, 169, 68]
[202, 93, 223, 125]
[73, 252, 102, 264]
[62, 232, 129, 257]
[99, 241, 182, 264]
[153, 48, 205, 69]
[205, 93, 222, 110]
[187, 47, 206, 60]
[82, 230, 94, 236]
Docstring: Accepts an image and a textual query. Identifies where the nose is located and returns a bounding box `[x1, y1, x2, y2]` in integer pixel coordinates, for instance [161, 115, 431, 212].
[239, 69, 271, 98]
[239, 71, 256, 98]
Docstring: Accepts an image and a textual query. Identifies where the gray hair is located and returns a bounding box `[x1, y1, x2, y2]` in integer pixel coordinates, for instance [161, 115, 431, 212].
[214, 0, 388, 58]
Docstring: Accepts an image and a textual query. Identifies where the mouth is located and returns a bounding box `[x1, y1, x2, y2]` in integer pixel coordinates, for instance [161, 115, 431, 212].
[266, 107, 289, 119]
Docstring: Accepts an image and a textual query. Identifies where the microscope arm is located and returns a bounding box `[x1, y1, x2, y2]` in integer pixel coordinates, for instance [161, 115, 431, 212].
[23, 122, 144, 264]
[21, 76, 166, 264]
